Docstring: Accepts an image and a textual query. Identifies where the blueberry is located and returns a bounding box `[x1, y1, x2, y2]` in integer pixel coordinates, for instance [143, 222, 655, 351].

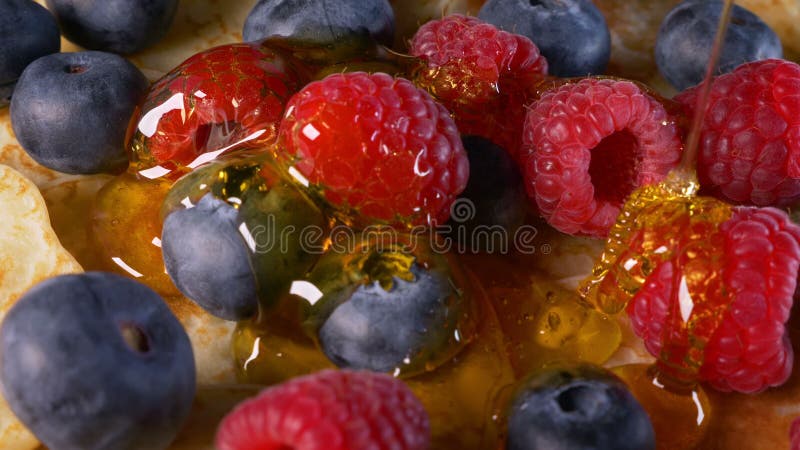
[162, 193, 258, 322]
[44, 0, 178, 54]
[655, 0, 782, 91]
[306, 241, 478, 377]
[0, 272, 195, 450]
[10, 51, 147, 174]
[506, 364, 655, 450]
[0, 0, 60, 106]
[450, 136, 527, 251]
[318, 263, 454, 373]
[243, 0, 395, 47]
[162, 159, 328, 321]
[478, 0, 610, 77]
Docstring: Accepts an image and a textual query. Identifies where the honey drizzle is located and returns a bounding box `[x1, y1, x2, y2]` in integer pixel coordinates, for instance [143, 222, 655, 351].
[579, 0, 739, 388]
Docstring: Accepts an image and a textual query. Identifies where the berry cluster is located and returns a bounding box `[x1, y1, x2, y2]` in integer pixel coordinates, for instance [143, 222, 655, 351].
[4, 1, 800, 449]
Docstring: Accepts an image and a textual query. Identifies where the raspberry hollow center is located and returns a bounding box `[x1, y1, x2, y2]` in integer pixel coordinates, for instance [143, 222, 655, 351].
[588, 130, 641, 204]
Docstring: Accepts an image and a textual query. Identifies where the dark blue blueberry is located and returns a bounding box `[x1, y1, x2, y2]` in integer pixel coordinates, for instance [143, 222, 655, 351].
[318, 263, 457, 373]
[0, 272, 195, 450]
[162, 193, 258, 321]
[10, 51, 147, 174]
[44, 0, 178, 54]
[243, 0, 395, 47]
[450, 136, 527, 250]
[478, 0, 610, 77]
[507, 364, 655, 450]
[655, 0, 782, 91]
[0, 0, 60, 106]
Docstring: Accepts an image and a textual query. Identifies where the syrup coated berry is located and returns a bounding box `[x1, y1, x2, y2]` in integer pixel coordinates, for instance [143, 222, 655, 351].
[277, 72, 468, 227]
[655, 0, 782, 91]
[675, 59, 800, 206]
[44, 0, 179, 54]
[318, 263, 459, 373]
[521, 78, 683, 238]
[628, 206, 800, 393]
[506, 364, 655, 450]
[216, 370, 430, 450]
[128, 42, 304, 173]
[243, 0, 395, 47]
[0, 272, 195, 450]
[452, 136, 526, 236]
[162, 193, 257, 321]
[10, 51, 147, 174]
[0, 0, 60, 106]
[409, 15, 548, 161]
[409, 15, 547, 106]
[478, 0, 610, 77]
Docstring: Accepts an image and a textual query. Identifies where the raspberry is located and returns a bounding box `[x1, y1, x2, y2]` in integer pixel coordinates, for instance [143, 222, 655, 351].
[129, 43, 304, 170]
[792, 417, 800, 450]
[521, 78, 683, 238]
[409, 14, 549, 161]
[215, 370, 430, 450]
[675, 59, 800, 206]
[627, 206, 800, 393]
[277, 72, 469, 227]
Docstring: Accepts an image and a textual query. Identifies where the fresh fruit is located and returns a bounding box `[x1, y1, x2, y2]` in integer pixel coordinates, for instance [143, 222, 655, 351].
[277, 71, 469, 227]
[163, 193, 258, 321]
[505, 364, 655, 450]
[317, 259, 465, 374]
[521, 77, 683, 238]
[582, 158, 800, 392]
[243, 0, 395, 47]
[296, 237, 478, 376]
[675, 58, 800, 206]
[478, 0, 611, 77]
[0, 272, 195, 450]
[792, 417, 800, 450]
[161, 157, 326, 320]
[0, 0, 60, 106]
[626, 204, 799, 393]
[215, 369, 430, 450]
[655, 0, 782, 91]
[450, 136, 527, 247]
[410, 14, 547, 106]
[10, 51, 148, 174]
[127, 42, 304, 177]
[317, 262, 457, 373]
[44, 0, 179, 54]
[409, 14, 548, 161]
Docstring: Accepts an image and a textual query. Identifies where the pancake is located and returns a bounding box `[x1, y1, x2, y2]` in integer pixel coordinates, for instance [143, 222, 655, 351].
[0, 164, 81, 450]
[0, 1, 799, 449]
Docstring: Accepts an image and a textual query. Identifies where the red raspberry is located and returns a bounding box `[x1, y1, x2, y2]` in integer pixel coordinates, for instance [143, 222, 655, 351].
[129, 43, 304, 170]
[277, 72, 468, 227]
[215, 370, 430, 450]
[675, 59, 800, 206]
[627, 206, 800, 393]
[521, 78, 684, 238]
[409, 14, 549, 161]
[792, 417, 800, 449]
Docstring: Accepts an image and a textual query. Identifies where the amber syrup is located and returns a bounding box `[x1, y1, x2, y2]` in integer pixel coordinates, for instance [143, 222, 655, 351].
[578, 1, 746, 448]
